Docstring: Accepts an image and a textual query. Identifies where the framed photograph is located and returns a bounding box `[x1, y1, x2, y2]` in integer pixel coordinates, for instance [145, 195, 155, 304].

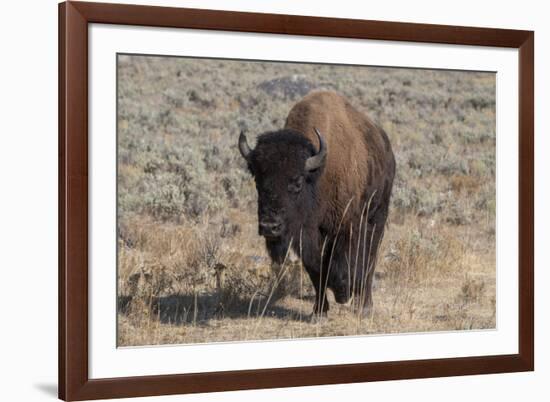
[59, 1, 534, 400]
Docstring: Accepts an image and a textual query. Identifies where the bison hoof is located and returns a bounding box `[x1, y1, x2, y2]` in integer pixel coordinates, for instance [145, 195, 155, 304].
[309, 311, 328, 323]
[352, 298, 374, 319]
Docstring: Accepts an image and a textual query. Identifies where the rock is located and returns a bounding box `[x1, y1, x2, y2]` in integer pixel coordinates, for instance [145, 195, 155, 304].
[258, 75, 315, 99]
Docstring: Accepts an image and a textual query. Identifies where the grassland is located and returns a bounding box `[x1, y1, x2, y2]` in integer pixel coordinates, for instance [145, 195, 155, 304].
[117, 55, 496, 346]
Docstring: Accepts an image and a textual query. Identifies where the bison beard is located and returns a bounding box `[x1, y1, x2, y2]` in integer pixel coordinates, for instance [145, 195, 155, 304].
[239, 91, 395, 318]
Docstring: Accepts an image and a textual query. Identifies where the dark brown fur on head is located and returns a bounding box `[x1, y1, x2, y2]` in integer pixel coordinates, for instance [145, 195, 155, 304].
[245, 129, 324, 264]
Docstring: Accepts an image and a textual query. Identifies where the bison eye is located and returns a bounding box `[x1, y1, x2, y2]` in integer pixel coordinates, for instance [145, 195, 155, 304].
[288, 176, 304, 194]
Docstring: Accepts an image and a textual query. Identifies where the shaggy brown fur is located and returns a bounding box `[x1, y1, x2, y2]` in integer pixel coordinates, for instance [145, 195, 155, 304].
[285, 91, 395, 236]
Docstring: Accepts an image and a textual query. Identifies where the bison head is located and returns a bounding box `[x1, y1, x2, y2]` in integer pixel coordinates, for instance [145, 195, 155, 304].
[239, 128, 327, 262]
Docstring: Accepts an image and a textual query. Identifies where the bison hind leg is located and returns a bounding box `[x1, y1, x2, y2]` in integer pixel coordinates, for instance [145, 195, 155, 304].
[353, 210, 388, 319]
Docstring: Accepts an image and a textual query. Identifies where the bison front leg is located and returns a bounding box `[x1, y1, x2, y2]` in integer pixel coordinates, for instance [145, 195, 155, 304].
[306, 269, 329, 319]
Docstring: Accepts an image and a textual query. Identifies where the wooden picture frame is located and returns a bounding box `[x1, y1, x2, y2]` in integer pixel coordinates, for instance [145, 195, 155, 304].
[59, 1, 534, 400]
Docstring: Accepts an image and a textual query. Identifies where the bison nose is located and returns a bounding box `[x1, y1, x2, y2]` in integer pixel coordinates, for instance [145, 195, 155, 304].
[259, 221, 284, 238]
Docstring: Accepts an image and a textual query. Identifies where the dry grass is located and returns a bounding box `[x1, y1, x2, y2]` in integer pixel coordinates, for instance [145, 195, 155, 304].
[117, 55, 496, 346]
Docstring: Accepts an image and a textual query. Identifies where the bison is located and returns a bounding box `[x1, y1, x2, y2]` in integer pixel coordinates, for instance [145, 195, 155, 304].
[238, 91, 395, 318]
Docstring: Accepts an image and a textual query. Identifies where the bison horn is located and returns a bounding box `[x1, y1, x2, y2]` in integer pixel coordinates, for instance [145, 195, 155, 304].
[238, 131, 252, 160]
[305, 128, 327, 171]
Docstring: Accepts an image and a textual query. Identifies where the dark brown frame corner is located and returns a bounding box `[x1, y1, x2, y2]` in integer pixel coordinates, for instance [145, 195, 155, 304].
[59, 1, 534, 400]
